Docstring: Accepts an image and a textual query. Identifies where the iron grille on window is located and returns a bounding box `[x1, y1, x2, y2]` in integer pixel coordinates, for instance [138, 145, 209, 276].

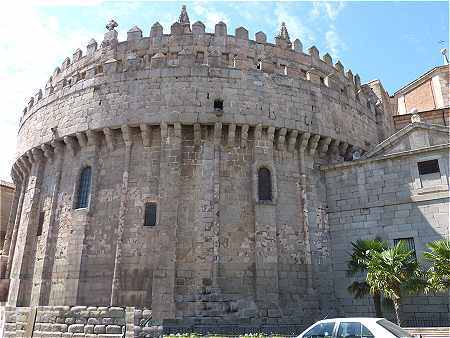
[417, 159, 440, 175]
[144, 203, 157, 226]
[76, 166, 92, 209]
[394, 237, 417, 260]
[258, 167, 272, 201]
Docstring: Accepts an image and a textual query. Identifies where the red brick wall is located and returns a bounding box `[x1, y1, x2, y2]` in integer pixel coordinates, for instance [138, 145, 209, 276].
[404, 79, 436, 112]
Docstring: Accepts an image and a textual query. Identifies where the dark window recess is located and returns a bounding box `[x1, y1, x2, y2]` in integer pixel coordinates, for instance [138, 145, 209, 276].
[144, 203, 157, 226]
[394, 237, 417, 260]
[195, 51, 204, 63]
[320, 77, 325, 84]
[222, 53, 229, 65]
[258, 167, 272, 201]
[418, 159, 440, 175]
[76, 166, 92, 209]
[257, 60, 262, 70]
[37, 211, 45, 236]
[214, 99, 224, 111]
[95, 65, 103, 74]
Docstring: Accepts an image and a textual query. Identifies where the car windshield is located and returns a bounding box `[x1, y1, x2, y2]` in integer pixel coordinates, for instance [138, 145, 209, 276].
[377, 319, 413, 337]
[303, 321, 335, 338]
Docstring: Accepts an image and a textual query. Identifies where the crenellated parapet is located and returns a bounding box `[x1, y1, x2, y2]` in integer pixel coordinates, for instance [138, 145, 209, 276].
[16, 5, 391, 168]
[21, 6, 373, 119]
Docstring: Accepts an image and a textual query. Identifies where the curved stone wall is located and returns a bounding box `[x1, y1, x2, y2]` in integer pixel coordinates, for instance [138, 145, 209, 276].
[16, 14, 389, 165]
[6, 7, 393, 324]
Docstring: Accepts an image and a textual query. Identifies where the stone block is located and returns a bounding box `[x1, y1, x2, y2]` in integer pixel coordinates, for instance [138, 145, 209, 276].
[109, 307, 124, 318]
[101, 317, 113, 325]
[87, 317, 100, 325]
[67, 324, 84, 333]
[84, 324, 94, 334]
[106, 325, 122, 334]
[94, 325, 106, 334]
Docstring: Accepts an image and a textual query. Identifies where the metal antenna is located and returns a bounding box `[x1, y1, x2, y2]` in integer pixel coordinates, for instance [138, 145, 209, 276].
[439, 41, 449, 64]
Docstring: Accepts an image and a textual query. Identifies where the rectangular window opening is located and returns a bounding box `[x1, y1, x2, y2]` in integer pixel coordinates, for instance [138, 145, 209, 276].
[144, 202, 157, 226]
[418, 159, 440, 175]
[195, 51, 204, 64]
[95, 65, 103, 74]
[222, 53, 229, 65]
[394, 237, 416, 260]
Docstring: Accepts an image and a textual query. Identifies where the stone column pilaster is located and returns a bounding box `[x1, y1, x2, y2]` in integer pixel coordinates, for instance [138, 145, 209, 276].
[151, 122, 182, 319]
[194, 123, 222, 290]
[211, 123, 221, 288]
[31, 141, 65, 305]
[64, 131, 99, 305]
[5, 164, 29, 280]
[8, 148, 45, 306]
[111, 126, 133, 306]
[297, 133, 314, 293]
[253, 125, 280, 317]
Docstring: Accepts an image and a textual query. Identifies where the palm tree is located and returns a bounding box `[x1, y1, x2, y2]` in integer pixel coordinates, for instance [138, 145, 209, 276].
[347, 239, 388, 317]
[366, 240, 421, 326]
[423, 239, 450, 293]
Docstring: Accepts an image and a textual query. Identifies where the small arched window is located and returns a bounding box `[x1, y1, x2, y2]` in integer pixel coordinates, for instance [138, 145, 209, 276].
[258, 167, 272, 201]
[232, 55, 237, 68]
[144, 202, 157, 226]
[257, 59, 262, 70]
[76, 166, 92, 209]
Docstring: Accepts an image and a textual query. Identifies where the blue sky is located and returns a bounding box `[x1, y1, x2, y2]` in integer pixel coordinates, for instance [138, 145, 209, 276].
[0, 1, 448, 181]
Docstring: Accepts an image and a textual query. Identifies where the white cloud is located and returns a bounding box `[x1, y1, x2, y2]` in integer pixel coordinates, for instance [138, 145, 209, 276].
[0, 4, 98, 181]
[192, 1, 230, 32]
[311, 1, 345, 21]
[274, 3, 316, 46]
[325, 26, 346, 58]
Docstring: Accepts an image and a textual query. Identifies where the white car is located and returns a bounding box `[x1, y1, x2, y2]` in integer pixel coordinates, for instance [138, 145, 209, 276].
[297, 317, 415, 338]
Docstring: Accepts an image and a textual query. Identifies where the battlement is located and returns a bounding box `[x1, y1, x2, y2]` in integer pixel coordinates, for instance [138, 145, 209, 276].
[21, 6, 370, 123]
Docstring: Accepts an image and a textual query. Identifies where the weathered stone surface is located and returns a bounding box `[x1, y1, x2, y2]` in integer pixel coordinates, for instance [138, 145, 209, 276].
[67, 324, 84, 333]
[105, 324, 122, 334]
[93, 324, 106, 334]
[2, 4, 448, 330]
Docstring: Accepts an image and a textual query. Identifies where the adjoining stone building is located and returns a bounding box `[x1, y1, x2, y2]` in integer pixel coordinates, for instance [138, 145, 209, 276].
[0, 6, 448, 336]
[0, 181, 15, 251]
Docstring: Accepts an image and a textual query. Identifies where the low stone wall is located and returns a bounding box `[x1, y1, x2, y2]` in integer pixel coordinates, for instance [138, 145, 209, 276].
[0, 305, 145, 337]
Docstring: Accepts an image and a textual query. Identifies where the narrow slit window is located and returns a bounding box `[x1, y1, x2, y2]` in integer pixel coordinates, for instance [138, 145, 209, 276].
[144, 203, 157, 226]
[37, 211, 45, 236]
[232, 55, 237, 68]
[257, 59, 262, 70]
[281, 64, 288, 75]
[222, 53, 229, 65]
[76, 166, 92, 209]
[418, 159, 440, 175]
[95, 65, 103, 74]
[258, 167, 272, 201]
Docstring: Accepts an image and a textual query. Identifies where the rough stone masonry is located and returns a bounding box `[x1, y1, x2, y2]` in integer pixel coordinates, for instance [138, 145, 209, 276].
[0, 5, 448, 336]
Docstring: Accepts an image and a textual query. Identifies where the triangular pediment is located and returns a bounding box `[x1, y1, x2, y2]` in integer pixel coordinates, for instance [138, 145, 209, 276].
[362, 122, 450, 159]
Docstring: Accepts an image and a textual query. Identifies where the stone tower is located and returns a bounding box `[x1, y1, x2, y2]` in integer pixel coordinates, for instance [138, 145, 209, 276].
[3, 5, 393, 325]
